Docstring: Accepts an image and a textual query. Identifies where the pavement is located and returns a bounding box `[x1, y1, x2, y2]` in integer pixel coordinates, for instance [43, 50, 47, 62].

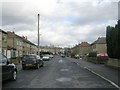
[66, 57, 120, 89]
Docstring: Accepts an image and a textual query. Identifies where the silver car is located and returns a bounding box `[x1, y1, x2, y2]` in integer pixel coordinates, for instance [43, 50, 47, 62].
[42, 55, 50, 61]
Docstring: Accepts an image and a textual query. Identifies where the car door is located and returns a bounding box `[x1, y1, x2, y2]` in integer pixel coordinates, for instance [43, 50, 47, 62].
[1, 55, 13, 81]
[36, 55, 41, 65]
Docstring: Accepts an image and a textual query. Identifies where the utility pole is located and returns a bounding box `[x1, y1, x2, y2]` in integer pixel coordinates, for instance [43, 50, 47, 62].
[38, 14, 40, 55]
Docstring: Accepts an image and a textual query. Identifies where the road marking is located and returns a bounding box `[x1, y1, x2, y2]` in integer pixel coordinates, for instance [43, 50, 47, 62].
[59, 59, 63, 63]
[56, 77, 71, 82]
[76, 62, 80, 65]
[60, 69, 69, 71]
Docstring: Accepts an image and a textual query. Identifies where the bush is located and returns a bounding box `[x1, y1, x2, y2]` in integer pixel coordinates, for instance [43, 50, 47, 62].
[88, 52, 97, 57]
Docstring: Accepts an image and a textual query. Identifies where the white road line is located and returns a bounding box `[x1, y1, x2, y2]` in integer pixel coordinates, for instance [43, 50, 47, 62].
[56, 77, 71, 82]
[59, 59, 63, 63]
[60, 69, 69, 71]
[76, 62, 79, 65]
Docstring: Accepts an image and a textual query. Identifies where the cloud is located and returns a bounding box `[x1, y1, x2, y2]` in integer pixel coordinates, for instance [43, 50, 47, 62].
[53, 1, 118, 25]
[2, 2, 37, 26]
[118, 1, 120, 19]
[1, 0, 118, 47]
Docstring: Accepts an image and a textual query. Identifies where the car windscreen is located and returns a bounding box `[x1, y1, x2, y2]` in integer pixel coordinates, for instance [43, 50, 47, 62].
[43, 55, 49, 57]
[0, 54, 2, 63]
[22, 55, 36, 60]
[0, 54, 7, 64]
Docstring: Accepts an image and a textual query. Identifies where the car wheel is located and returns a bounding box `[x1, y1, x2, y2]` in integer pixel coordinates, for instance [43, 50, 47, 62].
[22, 66, 26, 70]
[36, 64, 39, 69]
[41, 62, 44, 67]
[11, 70, 17, 81]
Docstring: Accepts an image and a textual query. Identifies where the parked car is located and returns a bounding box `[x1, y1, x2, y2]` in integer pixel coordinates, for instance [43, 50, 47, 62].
[22, 54, 44, 70]
[0, 53, 17, 81]
[74, 54, 79, 59]
[97, 53, 109, 59]
[61, 54, 65, 58]
[49, 54, 54, 58]
[42, 55, 50, 61]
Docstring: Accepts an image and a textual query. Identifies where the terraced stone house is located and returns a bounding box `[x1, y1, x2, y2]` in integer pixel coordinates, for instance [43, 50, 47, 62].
[90, 37, 107, 54]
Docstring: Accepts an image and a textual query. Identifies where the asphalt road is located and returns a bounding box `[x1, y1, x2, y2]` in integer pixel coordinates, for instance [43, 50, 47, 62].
[2, 55, 115, 88]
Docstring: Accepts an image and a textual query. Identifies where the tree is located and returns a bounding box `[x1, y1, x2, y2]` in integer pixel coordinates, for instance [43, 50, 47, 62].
[112, 25, 117, 58]
[118, 20, 120, 59]
[88, 52, 97, 57]
[106, 20, 120, 59]
[106, 26, 114, 58]
[114, 24, 119, 58]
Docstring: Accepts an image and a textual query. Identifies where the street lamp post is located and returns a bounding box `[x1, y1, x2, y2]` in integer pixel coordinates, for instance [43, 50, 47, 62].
[38, 14, 40, 55]
[39, 34, 42, 56]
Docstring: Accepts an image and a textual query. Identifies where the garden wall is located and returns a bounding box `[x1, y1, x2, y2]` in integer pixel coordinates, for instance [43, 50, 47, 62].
[105, 58, 120, 70]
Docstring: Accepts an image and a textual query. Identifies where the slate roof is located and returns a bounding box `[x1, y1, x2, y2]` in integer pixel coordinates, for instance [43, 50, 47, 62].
[91, 37, 106, 45]
[0, 29, 7, 34]
[80, 42, 90, 47]
[7, 31, 37, 46]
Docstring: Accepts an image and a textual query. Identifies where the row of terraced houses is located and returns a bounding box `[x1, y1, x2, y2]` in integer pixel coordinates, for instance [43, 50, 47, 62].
[0, 29, 64, 59]
[0, 29, 38, 59]
[0, 29, 107, 59]
[65, 37, 107, 58]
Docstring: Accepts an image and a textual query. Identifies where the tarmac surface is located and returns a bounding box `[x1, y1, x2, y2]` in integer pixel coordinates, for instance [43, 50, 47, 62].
[66, 57, 119, 89]
[3, 55, 119, 89]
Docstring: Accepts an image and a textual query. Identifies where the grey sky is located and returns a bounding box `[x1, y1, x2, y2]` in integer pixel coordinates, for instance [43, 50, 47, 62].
[0, 0, 119, 47]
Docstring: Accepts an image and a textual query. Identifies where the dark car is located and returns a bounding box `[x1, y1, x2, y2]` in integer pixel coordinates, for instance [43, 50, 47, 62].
[0, 53, 17, 81]
[22, 54, 44, 70]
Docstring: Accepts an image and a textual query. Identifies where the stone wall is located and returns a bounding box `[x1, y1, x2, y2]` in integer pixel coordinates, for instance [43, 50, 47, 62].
[105, 58, 120, 70]
[87, 57, 108, 64]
